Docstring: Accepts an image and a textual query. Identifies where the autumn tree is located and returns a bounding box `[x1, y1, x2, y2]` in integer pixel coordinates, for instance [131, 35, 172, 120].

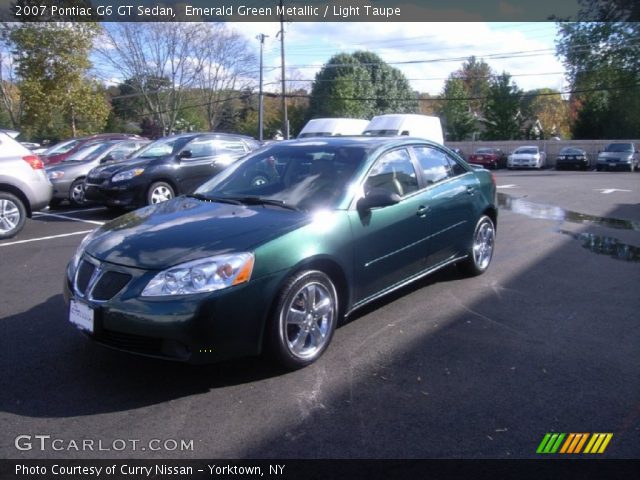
[520, 89, 571, 139]
[457, 56, 492, 115]
[8, 22, 109, 140]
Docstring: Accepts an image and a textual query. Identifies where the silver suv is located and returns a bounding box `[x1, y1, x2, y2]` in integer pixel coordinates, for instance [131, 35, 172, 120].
[0, 131, 53, 239]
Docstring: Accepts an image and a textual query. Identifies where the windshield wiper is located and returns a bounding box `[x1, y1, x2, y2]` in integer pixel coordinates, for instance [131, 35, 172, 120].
[227, 196, 301, 211]
[186, 193, 243, 205]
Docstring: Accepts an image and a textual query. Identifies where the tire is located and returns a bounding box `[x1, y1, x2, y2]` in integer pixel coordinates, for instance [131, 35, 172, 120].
[0, 192, 27, 240]
[68, 178, 86, 207]
[147, 181, 175, 205]
[629, 163, 635, 172]
[458, 215, 495, 277]
[596, 166, 602, 172]
[267, 270, 338, 370]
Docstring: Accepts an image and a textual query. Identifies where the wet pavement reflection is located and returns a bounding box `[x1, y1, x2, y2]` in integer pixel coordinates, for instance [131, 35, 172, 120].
[498, 193, 640, 262]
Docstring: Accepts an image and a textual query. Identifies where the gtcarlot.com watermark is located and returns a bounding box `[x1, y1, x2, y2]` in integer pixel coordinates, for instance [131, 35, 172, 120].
[15, 435, 194, 452]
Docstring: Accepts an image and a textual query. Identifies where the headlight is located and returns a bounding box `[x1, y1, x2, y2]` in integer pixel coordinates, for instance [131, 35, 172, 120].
[48, 170, 64, 180]
[141, 253, 255, 296]
[71, 229, 99, 272]
[112, 168, 144, 182]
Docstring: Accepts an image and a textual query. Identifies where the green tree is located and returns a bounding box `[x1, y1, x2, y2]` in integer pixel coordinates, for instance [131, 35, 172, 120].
[457, 56, 492, 115]
[308, 51, 417, 119]
[482, 73, 523, 140]
[9, 22, 109, 140]
[437, 76, 475, 141]
[556, 21, 640, 138]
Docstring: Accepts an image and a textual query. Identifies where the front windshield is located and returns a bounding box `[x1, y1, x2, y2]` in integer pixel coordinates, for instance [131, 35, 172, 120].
[476, 148, 496, 154]
[195, 143, 369, 212]
[559, 148, 583, 155]
[43, 138, 80, 155]
[64, 142, 112, 161]
[515, 147, 538, 154]
[604, 143, 632, 153]
[129, 136, 190, 159]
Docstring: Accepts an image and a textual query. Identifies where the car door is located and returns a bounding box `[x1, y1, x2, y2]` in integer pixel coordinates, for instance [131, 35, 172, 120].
[349, 147, 431, 303]
[412, 145, 479, 268]
[175, 136, 220, 194]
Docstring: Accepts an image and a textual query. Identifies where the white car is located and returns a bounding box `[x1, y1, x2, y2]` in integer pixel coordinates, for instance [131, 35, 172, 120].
[507, 146, 546, 169]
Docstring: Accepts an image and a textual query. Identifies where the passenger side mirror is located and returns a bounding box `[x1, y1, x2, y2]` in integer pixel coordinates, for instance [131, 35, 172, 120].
[357, 188, 401, 212]
[100, 154, 113, 164]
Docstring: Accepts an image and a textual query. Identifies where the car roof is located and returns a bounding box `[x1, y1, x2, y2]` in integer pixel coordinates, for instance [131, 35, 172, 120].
[273, 135, 441, 149]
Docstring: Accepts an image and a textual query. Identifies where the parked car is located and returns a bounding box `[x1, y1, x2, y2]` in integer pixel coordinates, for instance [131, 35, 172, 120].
[0, 131, 52, 239]
[468, 147, 507, 169]
[507, 146, 546, 169]
[555, 147, 589, 170]
[596, 142, 639, 172]
[64, 136, 497, 368]
[40, 133, 146, 166]
[84, 132, 260, 209]
[46, 139, 151, 207]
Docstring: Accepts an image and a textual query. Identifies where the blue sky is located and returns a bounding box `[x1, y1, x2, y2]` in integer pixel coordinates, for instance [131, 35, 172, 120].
[239, 22, 565, 95]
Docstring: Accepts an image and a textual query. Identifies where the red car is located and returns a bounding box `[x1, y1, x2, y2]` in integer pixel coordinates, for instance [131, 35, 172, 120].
[468, 147, 507, 169]
[40, 133, 146, 166]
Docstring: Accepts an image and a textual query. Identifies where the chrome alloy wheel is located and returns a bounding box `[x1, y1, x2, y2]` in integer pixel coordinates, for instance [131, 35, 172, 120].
[0, 198, 21, 234]
[150, 185, 173, 203]
[282, 280, 336, 360]
[472, 217, 495, 271]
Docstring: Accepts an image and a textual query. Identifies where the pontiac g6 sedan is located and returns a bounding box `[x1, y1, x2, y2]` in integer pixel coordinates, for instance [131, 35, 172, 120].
[64, 137, 497, 369]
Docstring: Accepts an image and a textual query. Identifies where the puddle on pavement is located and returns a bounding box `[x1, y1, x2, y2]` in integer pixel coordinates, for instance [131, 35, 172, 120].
[498, 193, 640, 262]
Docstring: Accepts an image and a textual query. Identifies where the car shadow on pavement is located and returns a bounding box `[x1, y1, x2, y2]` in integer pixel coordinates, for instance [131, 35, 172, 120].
[0, 294, 285, 418]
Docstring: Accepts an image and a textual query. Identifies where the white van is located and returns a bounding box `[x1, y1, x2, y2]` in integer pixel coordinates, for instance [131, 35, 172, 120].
[298, 118, 369, 138]
[363, 114, 444, 144]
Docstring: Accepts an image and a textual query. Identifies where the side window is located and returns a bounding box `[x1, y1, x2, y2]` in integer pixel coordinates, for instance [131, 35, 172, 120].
[186, 138, 217, 158]
[215, 139, 248, 155]
[414, 146, 467, 183]
[365, 149, 418, 198]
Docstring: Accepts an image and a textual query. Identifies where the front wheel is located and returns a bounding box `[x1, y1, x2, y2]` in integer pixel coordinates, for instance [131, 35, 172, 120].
[0, 192, 27, 240]
[147, 181, 175, 205]
[69, 178, 86, 207]
[459, 215, 495, 276]
[267, 270, 338, 370]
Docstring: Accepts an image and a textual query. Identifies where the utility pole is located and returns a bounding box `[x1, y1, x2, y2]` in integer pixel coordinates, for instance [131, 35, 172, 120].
[256, 33, 268, 142]
[278, 0, 289, 139]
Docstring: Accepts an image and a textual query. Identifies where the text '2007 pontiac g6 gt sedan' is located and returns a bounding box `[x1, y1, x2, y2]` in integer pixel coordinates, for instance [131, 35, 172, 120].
[64, 137, 498, 369]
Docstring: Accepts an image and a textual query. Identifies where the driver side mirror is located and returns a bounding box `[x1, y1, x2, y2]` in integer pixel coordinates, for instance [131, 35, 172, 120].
[178, 150, 192, 159]
[357, 188, 401, 212]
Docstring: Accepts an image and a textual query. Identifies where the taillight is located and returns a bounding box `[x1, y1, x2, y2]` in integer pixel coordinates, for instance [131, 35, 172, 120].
[23, 155, 44, 170]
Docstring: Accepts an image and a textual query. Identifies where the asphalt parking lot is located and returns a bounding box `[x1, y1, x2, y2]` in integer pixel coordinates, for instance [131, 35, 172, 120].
[1, 169, 638, 460]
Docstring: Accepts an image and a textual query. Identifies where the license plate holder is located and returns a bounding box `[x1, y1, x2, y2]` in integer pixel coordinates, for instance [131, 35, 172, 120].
[69, 299, 94, 333]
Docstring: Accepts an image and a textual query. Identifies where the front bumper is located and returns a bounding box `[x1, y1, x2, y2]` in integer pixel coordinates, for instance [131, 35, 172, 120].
[63, 256, 284, 363]
[84, 180, 146, 207]
[556, 158, 589, 169]
[50, 178, 73, 200]
[596, 160, 632, 171]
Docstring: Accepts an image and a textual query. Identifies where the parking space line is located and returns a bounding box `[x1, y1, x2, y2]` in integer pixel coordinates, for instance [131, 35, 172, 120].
[33, 211, 105, 226]
[0, 230, 93, 247]
[46, 207, 106, 215]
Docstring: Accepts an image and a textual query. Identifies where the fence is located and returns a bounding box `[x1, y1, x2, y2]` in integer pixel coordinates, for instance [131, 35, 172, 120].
[445, 139, 640, 167]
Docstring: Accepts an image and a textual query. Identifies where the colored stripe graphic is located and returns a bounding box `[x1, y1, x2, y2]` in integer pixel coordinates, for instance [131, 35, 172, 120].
[538, 433, 613, 454]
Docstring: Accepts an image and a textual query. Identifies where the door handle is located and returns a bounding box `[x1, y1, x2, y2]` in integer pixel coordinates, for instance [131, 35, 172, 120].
[416, 205, 429, 217]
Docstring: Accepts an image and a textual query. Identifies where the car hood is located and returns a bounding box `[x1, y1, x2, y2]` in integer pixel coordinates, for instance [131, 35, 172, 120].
[85, 196, 310, 269]
[511, 152, 539, 158]
[89, 157, 160, 177]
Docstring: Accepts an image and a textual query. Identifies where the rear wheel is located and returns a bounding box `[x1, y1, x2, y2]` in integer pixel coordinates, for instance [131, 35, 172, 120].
[0, 192, 27, 240]
[459, 215, 495, 276]
[267, 270, 338, 370]
[147, 182, 175, 205]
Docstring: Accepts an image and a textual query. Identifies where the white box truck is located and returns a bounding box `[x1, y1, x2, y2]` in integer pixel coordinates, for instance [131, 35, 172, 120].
[298, 118, 369, 138]
[363, 114, 444, 144]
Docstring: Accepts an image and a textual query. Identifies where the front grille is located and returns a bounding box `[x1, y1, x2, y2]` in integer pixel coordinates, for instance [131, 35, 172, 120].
[95, 329, 164, 356]
[76, 260, 95, 295]
[92, 271, 132, 301]
[74, 258, 132, 302]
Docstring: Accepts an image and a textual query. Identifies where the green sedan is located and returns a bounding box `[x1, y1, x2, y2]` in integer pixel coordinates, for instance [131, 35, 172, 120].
[64, 137, 497, 369]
